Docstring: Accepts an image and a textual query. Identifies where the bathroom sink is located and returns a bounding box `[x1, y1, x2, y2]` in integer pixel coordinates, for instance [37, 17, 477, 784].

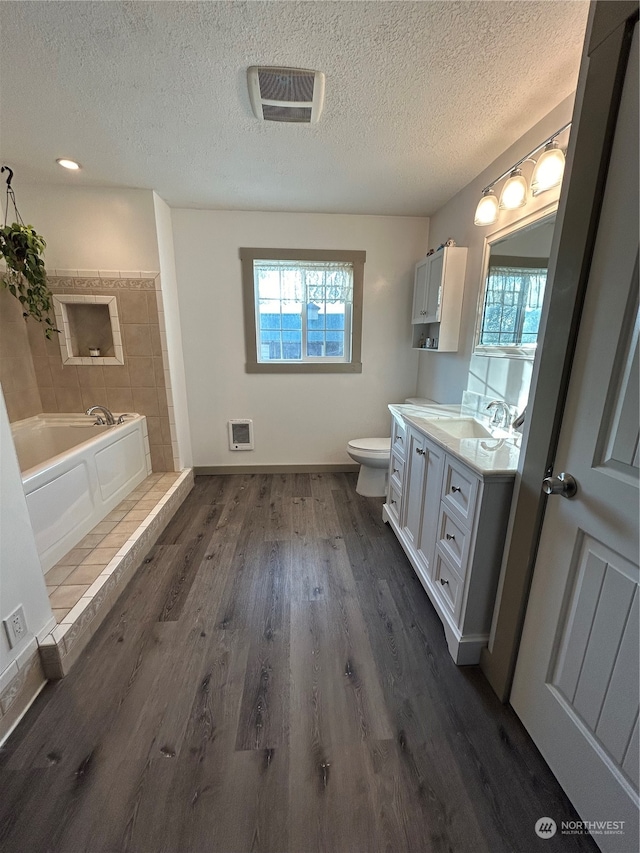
[431, 417, 494, 439]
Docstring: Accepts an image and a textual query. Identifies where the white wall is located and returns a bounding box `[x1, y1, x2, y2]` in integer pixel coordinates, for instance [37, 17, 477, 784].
[416, 96, 575, 409]
[172, 210, 428, 466]
[153, 193, 193, 468]
[0, 389, 53, 677]
[14, 184, 160, 272]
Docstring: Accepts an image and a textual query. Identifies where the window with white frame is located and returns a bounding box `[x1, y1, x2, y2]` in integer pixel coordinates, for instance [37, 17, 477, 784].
[240, 248, 365, 373]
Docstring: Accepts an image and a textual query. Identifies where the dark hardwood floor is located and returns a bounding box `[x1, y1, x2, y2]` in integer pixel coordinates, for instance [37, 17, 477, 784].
[0, 474, 599, 853]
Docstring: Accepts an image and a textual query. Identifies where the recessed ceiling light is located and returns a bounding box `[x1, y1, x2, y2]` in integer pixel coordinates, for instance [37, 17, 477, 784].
[56, 158, 81, 170]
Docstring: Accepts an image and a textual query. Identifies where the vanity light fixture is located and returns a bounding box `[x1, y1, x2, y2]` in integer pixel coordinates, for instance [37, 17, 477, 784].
[530, 140, 566, 195]
[56, 158, 81, 170]
[499, 167, 528, 210]
[473, 188, 499, 226]
[473, 122, 571, 226]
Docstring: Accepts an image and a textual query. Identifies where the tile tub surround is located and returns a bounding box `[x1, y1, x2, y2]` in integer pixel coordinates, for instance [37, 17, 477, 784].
[39, 469, 194, 679]
[0, 286, 42, 422]
[26, 271, 178, 472]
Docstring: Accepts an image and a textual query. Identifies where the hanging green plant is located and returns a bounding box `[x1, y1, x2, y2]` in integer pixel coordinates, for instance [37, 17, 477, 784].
[0, 166, 58, 338]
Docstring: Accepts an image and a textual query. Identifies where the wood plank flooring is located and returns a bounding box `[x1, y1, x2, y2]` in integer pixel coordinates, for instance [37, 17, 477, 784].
[0, 474, 599, 853]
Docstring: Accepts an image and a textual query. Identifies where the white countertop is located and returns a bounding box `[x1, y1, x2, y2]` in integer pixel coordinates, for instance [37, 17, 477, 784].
[389, 403, 521, 477]
[389, 402, 462, 420]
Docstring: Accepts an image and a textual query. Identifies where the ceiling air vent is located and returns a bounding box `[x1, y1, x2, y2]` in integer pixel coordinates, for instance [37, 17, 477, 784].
[247, 66, 325, 123]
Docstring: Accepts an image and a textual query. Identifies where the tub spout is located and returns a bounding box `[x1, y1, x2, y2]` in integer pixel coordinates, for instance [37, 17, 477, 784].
[86, 405, 116, 425]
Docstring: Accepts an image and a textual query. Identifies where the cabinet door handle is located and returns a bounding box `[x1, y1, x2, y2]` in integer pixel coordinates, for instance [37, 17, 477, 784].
[440, 578, 449, 586]
[446, 533, 455, 541]
[390, 499, 397, 505]
[451, 485, 461, 493]
[416, 448, 426, 456]
[395, 435, 403, 443]
[393, 468, 399, 474]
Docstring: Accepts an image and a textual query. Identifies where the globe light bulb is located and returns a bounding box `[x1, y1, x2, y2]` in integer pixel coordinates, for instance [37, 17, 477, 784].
[531, 142, 565, 195]
[474, 189, 499, 226]
[499, 168, 527, 210]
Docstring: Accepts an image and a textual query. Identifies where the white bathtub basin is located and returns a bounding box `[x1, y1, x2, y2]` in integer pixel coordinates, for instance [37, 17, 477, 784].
[12, 413, 151, 571]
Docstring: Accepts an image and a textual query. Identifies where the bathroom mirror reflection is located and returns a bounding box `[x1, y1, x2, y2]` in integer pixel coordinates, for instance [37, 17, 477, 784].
[474, 207, 557, 358]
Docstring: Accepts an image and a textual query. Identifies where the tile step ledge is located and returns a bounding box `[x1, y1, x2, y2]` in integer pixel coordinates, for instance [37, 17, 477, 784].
[38, 469, 194, 679]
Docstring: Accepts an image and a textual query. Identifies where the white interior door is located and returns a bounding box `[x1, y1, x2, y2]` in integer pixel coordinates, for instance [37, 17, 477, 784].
[511, 25, 639, 853]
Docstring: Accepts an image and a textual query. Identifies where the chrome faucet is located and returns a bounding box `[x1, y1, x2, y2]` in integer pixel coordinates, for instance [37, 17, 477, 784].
[86, 405, 116, 425]
[486, 400, 511, 429]
[512, 407, 527, 430]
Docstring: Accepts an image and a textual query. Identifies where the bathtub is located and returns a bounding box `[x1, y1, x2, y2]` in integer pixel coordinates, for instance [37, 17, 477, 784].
[11, 413, 151, 572]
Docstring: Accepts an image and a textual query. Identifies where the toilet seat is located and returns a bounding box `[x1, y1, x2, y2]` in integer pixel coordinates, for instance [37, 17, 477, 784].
[347, 437, 391, 454]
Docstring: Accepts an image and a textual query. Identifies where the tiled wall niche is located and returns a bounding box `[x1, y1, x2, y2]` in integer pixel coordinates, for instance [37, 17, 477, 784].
[27, 271, 179, 472]
[54, 294, 124, 365]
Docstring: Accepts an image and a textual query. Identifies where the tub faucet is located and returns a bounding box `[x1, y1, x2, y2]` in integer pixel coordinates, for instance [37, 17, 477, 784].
[486, 400, 511, 429]
[86, 405, 116, 425]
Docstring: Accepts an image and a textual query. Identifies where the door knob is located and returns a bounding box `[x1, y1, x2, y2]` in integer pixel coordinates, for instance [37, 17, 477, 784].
[542, 472, 577, 498]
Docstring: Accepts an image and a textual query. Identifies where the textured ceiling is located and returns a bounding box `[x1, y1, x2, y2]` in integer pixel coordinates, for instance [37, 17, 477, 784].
[0, 1, 589, 216]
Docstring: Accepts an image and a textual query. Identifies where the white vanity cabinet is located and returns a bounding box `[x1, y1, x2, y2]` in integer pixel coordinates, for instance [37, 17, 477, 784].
[411, 247, 467, 352]
[383, 413, 514, 665]
[386, 416, 406, 526]
[400, 426, 444, 578]
[430, 458, 514, 663]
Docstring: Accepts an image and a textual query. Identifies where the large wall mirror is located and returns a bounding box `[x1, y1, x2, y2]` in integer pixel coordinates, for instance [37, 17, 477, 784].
[474, 204, 557, 359]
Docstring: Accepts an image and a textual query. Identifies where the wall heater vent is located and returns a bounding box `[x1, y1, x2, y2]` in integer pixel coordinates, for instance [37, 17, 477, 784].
[228, 419, 254, 451]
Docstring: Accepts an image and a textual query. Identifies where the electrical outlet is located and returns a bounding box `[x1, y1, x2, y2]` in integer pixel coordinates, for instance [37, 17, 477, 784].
[3, 606, 27, 649]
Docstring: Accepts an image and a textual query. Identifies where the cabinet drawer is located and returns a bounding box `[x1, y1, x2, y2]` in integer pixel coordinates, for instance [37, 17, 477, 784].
[442, 457, 478, 525]
[437, 506, 470, 576]
[433, 551, 464, 622]
[390, 450, 404, 489]
[387, 481, 402, 523]
[391, 419, 407, 455]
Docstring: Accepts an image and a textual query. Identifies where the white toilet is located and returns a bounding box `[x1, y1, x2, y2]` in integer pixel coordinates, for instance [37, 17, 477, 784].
[347, 398, 435, 497]
[346, 437, 392, 496]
